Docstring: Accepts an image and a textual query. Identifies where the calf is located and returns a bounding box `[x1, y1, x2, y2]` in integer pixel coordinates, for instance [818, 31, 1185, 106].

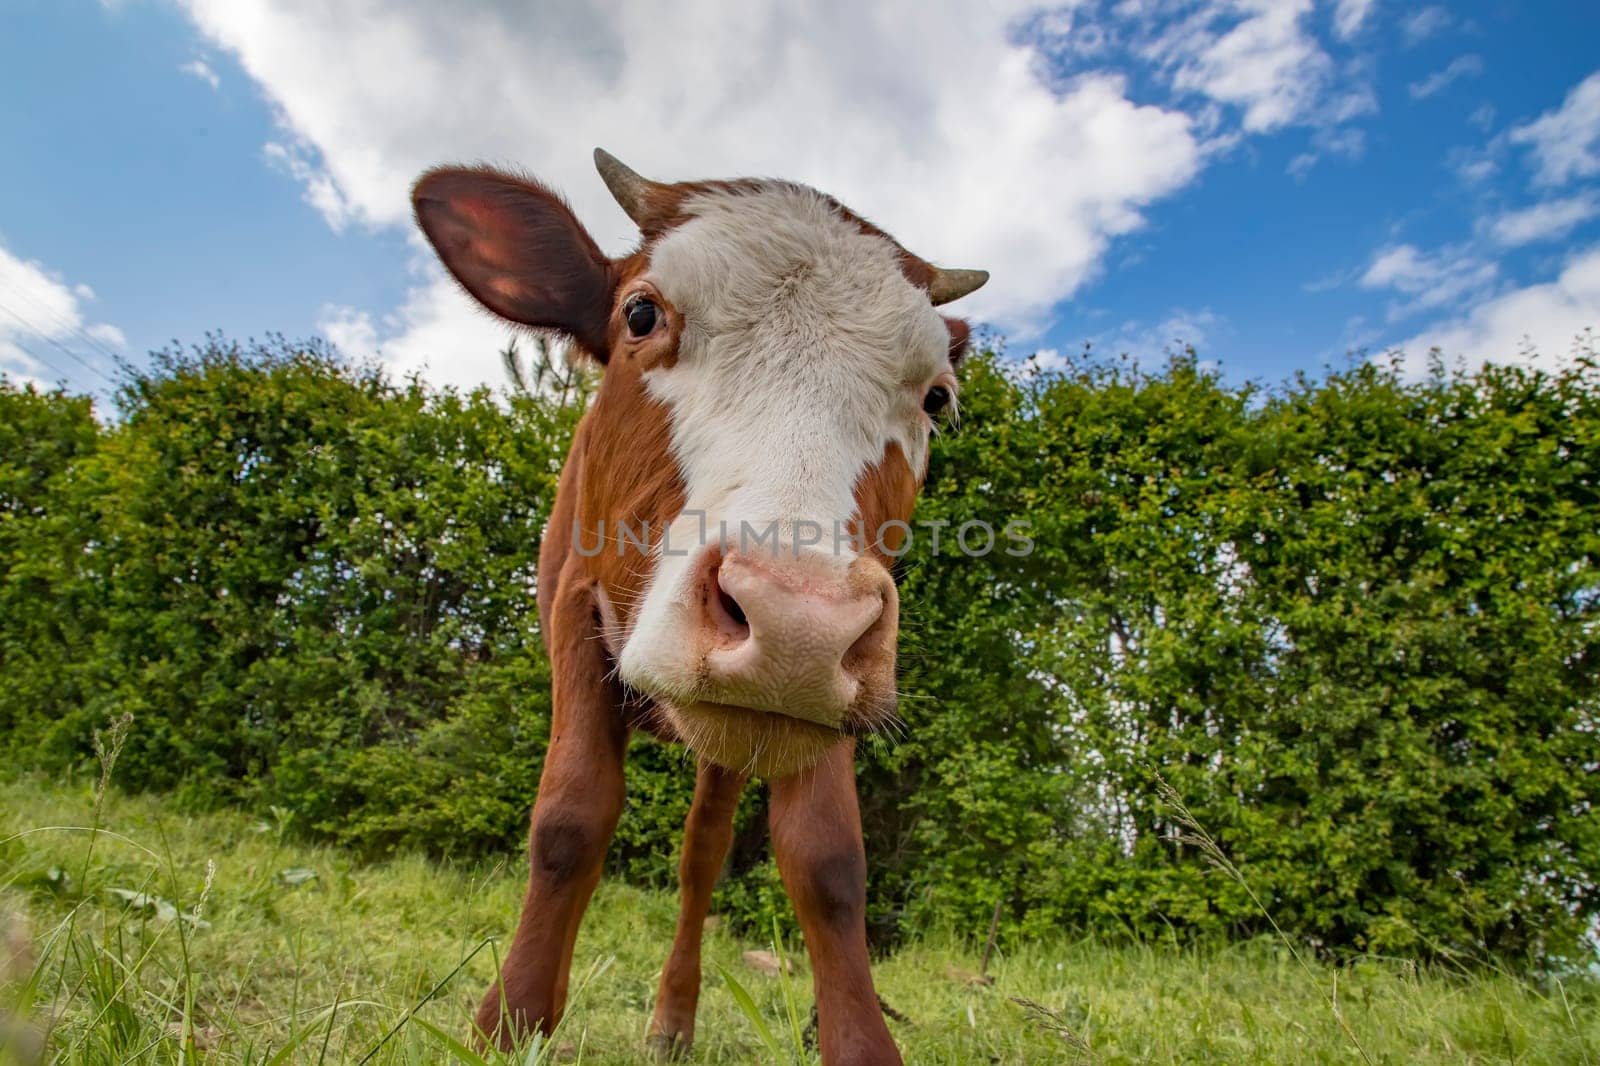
[412, 149, 985, 1065]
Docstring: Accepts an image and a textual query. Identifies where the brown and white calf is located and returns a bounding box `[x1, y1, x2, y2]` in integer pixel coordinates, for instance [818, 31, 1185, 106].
[412, 149, 985, 1065]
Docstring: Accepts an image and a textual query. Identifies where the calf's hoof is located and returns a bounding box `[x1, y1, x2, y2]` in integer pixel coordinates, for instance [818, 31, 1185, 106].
[646, 1029, 691, 1061]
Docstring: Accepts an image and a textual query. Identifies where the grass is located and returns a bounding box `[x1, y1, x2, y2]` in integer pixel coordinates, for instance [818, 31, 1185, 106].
[1, 771, 1596, 1065]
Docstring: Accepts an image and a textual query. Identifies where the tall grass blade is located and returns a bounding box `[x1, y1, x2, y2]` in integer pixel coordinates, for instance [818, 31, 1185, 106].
[410, 1015, 493, 1066]
[715, 964, 787, 1062]
[1153, 770, 1375, 1066]
[355, 936, 495, 1065]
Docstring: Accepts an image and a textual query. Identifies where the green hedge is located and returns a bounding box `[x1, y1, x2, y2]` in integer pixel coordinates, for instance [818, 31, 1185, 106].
[2, 335, 1595, 967]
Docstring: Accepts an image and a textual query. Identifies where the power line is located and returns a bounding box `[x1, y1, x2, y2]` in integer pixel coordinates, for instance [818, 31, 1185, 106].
[0, 300, 116, 387]
[0, 333, 86, 388]
[0, 278, 128, 367]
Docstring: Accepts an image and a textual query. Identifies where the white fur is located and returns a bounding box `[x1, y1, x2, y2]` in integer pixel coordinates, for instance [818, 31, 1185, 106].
[617, 182, 950, 694]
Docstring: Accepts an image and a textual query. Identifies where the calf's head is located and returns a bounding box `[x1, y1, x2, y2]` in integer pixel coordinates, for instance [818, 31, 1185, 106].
[413, 150, 985, 777]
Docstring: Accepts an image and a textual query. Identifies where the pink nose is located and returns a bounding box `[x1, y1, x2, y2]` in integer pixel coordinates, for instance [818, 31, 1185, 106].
[695, 547, 897, 726]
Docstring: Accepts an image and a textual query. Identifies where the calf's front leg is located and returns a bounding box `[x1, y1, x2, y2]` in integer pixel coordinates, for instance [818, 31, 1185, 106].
[647, 759, 748, 1059]
[770, 740, 901, 1066]
[474, 579, 628, 1050]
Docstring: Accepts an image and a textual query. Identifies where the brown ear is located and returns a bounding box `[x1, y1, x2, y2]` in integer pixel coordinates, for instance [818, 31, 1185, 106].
[412, 166, 615, 359]
[944, 317, 972, 368]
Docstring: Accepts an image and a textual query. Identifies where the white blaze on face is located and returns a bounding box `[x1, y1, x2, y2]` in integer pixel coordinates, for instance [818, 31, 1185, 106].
[616, 183, 951, 699]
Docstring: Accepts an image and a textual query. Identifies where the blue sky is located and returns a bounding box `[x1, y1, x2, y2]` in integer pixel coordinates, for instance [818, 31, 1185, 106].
[3, 0, 1599, 404]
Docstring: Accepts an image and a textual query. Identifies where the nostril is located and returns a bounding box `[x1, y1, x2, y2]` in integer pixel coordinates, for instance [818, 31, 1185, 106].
[719, 584, 748, 628]
[709, 566, 751, 642]
[842, 595, 890, 673]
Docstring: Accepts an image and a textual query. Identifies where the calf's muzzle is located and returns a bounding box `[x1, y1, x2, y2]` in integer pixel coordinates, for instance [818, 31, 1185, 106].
[695, 546, 897, 728]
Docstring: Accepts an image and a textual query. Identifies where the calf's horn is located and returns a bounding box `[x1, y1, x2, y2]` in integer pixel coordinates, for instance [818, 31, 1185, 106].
[927, 267, 989, 306]
[594, 148, 658, 228]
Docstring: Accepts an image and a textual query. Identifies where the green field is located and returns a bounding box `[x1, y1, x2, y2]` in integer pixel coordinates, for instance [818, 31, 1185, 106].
[1, 774, 1594, 1065]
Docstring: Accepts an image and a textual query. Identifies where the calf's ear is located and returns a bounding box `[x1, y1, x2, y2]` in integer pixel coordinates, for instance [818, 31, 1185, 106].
[412, 167, 615, 360]
[944, 317, 972, 368]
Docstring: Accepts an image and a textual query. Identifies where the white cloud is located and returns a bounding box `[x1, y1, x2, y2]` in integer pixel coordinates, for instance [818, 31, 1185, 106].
[86, 323, 126, 347]
[1408, 54, 1483, 101]
[1332, 0, 1376, 41]
[319, 268, 523, 394]
[1487, 194, 1599, 248]
[1509, 70, 1600, 188]
[1286, 152, 1318, 180]
[1029, 346, 1069, 372]
[1399, 245, 1600, 371]
[1400, 5, 1452, 47]
[1023, 308, 1219, 373]
[1349, 73, 1600, 375]
[1360, 245, 1431, 289]
[317, 305, 378, 363]
[1156, 0, 1340, 134]
[179, 58, 220, 90]
[1118, 308, 1221, 356]
[1061, 307, 1222, 363]
[1287, 124, 1366, 179]
[175, 0, 1216, 389]
[173, 0, 1409, 391]
[0, 241, 124, 390]
[1451, 151, 1498, 185]
[262, 139, 354, 233]
[1360, 243, 1498, 321]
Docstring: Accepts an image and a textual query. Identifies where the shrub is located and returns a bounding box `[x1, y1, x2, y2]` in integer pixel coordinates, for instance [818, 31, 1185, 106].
[869, 346, 1600, 964]
[0, 382, 101, 741]
[2, 337, 1595, 967]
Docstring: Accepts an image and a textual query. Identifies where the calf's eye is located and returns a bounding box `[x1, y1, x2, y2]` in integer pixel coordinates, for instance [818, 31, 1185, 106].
[625, 297, 658, 337]
[923, 385, 951, 416]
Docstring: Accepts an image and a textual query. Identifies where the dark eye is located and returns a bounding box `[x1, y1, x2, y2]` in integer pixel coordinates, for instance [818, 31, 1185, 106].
[923, 385, 951, 416]
[625, 296, 658, 337]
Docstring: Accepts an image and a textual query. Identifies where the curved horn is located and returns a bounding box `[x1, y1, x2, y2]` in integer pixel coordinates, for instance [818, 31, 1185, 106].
[927, 267, 989, 306]
[594, 147, 658, 228]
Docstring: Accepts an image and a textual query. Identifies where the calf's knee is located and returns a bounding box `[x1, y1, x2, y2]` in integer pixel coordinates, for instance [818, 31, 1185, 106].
[791, 850, 866, 931]
[532, 816, 598, 886]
